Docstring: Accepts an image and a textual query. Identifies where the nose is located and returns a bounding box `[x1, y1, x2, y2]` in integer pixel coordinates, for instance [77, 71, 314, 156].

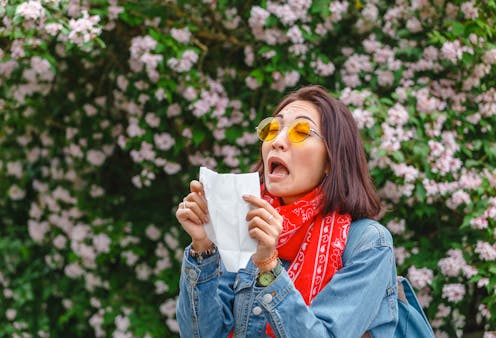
[271, 126, 289, 150]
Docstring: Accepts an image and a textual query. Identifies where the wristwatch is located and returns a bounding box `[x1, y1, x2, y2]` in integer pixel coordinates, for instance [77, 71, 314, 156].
[256, 259, 283, 287]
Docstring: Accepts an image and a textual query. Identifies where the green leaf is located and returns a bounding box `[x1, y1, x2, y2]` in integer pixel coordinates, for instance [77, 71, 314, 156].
[392, 150, 405, 162]
[192, 127, 206, 146]
[225, 127, 241, 143]
[486, 144, 496, 159]
[449, 21, 465, 37]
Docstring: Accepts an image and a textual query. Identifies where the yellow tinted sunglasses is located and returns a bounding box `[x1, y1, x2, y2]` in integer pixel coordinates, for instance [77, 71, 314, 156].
[256, 117, 323, 143]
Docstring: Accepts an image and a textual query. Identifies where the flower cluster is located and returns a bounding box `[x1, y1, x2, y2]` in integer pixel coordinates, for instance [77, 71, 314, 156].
[1, 0, 495, 337]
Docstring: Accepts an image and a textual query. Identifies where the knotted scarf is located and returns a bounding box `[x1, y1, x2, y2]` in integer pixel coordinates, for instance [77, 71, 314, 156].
[228, 187, 351, 337]
[263, 187, 351, 305]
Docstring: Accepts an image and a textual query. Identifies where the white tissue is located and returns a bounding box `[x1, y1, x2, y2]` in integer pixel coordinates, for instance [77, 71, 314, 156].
[199, 167, 259, 272]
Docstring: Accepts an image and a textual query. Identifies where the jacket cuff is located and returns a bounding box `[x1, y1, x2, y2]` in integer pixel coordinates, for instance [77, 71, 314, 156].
[182, 244, 221, 284]
[255, 269, 293, 310]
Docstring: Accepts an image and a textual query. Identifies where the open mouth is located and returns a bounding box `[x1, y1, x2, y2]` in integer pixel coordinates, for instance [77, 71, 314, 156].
[268, 158, 290, 177]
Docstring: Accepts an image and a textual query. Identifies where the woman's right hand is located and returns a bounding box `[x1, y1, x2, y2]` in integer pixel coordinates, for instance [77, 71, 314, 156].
[175, 180, 212, 251]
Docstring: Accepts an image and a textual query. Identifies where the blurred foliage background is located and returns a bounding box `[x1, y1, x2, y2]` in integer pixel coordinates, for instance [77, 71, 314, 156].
[0, 0, 495, 337]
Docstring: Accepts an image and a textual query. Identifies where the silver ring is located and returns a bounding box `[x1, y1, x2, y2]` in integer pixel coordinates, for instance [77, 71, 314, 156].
[266, 214, 273, 223]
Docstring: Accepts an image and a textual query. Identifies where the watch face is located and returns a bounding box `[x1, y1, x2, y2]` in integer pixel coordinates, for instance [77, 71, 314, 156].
[258, 272, 275, 286]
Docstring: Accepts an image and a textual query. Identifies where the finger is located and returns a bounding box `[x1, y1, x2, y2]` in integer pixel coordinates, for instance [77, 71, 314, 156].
[183, 197, 209, 223]
[190, 180, 204, 194]
[242, 194, 270, 208]
[185, 192, 208, 215]
[246, 208, 273, 222]
[249, 226, 278, 248]
[176, 207, 203, 226]
[248, 216, 280, 238]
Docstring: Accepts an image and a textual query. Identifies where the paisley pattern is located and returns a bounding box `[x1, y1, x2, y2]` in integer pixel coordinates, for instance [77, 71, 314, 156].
[262, 187, 351, 305]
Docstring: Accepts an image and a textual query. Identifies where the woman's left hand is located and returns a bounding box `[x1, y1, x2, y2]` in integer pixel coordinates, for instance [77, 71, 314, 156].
[243, 194, 283, 265]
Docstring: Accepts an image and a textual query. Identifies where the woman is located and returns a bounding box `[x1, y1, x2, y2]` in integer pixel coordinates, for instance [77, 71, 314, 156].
[175, 85, 398, 337]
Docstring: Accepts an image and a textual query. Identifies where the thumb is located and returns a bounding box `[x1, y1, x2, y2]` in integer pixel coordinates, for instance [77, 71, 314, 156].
[190, 180, 204, 194]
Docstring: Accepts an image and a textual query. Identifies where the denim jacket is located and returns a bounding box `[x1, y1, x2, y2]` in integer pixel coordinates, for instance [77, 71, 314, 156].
[176, 219, 398, 338]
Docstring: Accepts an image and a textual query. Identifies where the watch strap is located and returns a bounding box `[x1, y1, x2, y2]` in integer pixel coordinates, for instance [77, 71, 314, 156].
[256, 258, 283, 287]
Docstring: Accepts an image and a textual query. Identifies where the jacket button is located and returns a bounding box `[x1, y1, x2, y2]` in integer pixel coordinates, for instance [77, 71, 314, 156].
[252, 306, 262, 316]
[262, 294, 273, 303]
[188, 269, 197, 280]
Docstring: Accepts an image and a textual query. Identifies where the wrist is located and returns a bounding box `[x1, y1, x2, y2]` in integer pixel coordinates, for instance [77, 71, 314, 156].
[191, 239, 213, 252]
[189, 242, 217, 264]
[253, 250, 278, 272]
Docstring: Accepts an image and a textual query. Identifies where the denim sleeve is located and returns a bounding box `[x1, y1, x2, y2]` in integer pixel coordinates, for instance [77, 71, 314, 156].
[176, 245, 235, 338]
[257, 223, 397, 338]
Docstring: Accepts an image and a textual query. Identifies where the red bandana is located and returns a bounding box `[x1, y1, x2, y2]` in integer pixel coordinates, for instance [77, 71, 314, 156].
[228, 187, 351, 338]
[263, 187, 351, 305]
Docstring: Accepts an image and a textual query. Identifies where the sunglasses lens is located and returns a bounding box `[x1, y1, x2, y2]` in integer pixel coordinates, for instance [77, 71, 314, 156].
[257, 118, 279, 141]
[288, 120, 311, 143]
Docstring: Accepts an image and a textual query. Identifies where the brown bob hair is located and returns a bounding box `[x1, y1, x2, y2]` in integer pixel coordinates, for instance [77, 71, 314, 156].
[255, 85, 381, 220]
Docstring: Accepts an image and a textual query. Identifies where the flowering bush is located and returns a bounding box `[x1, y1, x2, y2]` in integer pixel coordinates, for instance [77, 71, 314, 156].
[0, 0, 495, 337]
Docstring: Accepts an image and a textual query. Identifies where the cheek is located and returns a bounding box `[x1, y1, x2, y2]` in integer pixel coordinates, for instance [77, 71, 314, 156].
[305, 148, 327, 178]
[261, 143, 270, 171]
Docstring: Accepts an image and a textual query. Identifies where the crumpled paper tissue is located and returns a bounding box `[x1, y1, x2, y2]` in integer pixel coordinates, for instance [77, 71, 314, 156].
[199, 167, 259, 272]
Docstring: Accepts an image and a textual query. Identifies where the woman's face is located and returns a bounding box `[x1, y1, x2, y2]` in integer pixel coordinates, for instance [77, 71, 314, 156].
[262, 100, 328, 204]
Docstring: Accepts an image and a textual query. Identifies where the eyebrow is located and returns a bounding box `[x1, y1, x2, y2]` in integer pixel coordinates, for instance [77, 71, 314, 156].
[274, 113, 318, 127]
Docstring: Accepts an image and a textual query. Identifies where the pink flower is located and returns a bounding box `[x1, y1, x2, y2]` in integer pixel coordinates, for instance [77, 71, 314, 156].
[351, 108, 374, 129]
[386, 219, 406, 235]
[478, 278, 489, 288]
[329, 1, 349, 22]
[122, 251, 139, 266]
[64, 262, 84, 278]
[442, 283, 466, 302]
[115, 315, 130, 332]
[244, 46, 255, 66]
[245, 76, 261, 90]
[93, 233, 111, 253]
[438, 249, 465, 277]
[362, 3, 378, 21]
[446, 190, 471, 210]
[470, 217, 488, 230]
[461, 1, 478, 19]
[53, 234, 67, 249]
[7, 161, 23, 179]
[408, 266, 433, 289]
[167, 318, 180, 332]
[145, 112, 160, 128]
[16, 1, 45, 20]
[417, 289, 433, 308]
[87, 150, 106, 166]
[8, 184, 26, 200]
[135, 263, 151, 280]
[145, 225, 161, 241]
[68, 11, 102, 47]
[170, 27, 191, 43]
[286, 26, 304, 44]
[475, 241, 496, 261]
[130, 36, 157, 59]
[28, 220, 49, 243]
[387, 103, 409, 126]
[483, 49, 496, 65]
[160, 299, 177, 317]
[394, 247, 410, 266]
[340, 88, 370, 107]
[167, 50, 198, 72]
[6, 308, 17, 321]
[248, 6, 270, 28]
[406, 17, 422, 33]
[45, 23, 63, 36]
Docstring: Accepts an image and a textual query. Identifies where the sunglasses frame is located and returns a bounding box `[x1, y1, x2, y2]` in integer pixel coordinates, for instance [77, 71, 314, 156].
[256, 117, 323, 143]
